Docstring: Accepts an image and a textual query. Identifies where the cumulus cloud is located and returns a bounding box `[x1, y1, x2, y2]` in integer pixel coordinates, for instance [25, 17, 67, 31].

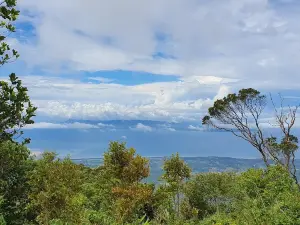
[17, 75, 224, 121]
[165, 127, 176, 132]
[158, 123, 176, 132]
[188, 125, 203, 131]
[131, 123, 153, 132]
[213, 85, 230, 101]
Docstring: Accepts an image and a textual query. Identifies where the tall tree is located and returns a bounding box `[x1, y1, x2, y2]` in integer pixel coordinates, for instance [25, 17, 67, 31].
[202, 88, 299, 184]
[161, 153, 191, 217]
[102, 141, 152, 223]
[103, 141, 150, 184]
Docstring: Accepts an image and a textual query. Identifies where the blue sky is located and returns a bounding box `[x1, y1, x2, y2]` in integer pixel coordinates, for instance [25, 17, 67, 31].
[2, 0, 300, 158]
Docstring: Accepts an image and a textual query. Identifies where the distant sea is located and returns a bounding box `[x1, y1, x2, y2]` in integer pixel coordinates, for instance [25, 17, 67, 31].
[72, 157, 280, 182]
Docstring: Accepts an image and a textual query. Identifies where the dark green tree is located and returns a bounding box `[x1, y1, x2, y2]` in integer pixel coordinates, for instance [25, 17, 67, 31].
[0, 73, 37, 144]
[0, 141, 34, 224]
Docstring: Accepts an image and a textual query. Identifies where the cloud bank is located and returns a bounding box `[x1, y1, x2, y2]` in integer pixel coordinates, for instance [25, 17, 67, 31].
[4, 0, 300, 124]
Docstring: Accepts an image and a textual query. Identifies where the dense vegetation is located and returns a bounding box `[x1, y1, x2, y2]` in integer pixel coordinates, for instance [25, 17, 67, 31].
[2, 141, 300, 225]
[1, 1, 300, 224]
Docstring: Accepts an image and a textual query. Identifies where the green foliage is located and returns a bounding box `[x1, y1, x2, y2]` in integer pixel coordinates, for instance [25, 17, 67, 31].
[0, 73, 37, 144]
[203, 88, 265, 124]
[102, 141, 153, 223]
[0, 141, 33, 224]
[162, 153, 191, 184]
[0, 215, 5, 225]
[199, 213, 236, 225]
[27, 152, 87, 224]
[161, 153, 192, 218]
[202, 88, 300, 186]
[184, 172, 236, 219]
[202, 88, 268, 165]
[1, 131, 300, 225]
[1, 142, 300, 224]
[0, 0, 20, 66]
[81, 166, 115, 216]
[103, 141, 150, 184]
[229, 165, 300, 225]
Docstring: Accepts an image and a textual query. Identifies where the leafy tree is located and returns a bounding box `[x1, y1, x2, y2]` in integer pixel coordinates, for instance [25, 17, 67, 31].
[0, 74, 37, 144]
[202, 89, 268, 164]
[103, 141, 150, 184]
[184, 172, 236, 219]
[27, 152, 87, 224]
[81, 166, 118, 224]
[112, 183, 154, 223]
[102, 141, 151, 223]
[161, 153, 191, 217]
[202, 88, 299, 183]
[229, 166, 300, 225]
[0, 141, 33, 224]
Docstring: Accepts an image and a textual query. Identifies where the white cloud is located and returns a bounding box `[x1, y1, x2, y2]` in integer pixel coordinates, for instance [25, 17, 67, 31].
[165, 127, 176, 132]
[213, 85, 230, 101]
[17, 75, 223, 121]
[97, 123, 115, 128]
[158, 123, 176, 132]
[14, 0, 300, 91]
[131, 123, 153, 132]
[24, 122, 99, 129]
[188, 125, 203, 131]
[14, 74, 300, 124]
[30, 149, 43, 158]
[8, 0, 300, 123]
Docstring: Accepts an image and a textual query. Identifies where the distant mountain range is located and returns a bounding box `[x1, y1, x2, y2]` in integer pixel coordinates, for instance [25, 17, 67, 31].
[72, 156, 300, 182]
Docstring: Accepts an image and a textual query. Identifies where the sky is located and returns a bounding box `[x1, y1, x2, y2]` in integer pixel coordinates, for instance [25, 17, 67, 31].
[2, 0, 300, 158]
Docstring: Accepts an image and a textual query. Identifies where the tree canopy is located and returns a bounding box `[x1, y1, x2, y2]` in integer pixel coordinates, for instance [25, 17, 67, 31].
[203, 88, 299, 185]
